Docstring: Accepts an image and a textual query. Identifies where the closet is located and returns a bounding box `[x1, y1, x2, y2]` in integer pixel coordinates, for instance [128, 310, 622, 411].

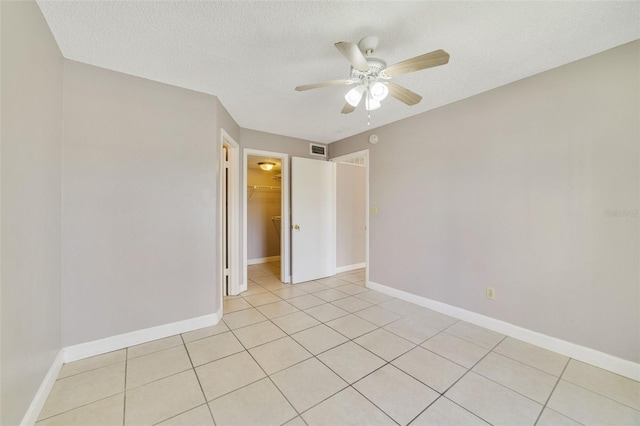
[246, 156, 282, 265]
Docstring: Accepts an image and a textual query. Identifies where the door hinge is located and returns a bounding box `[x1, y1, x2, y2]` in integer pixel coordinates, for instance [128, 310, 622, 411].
[224, 268, 230, 277]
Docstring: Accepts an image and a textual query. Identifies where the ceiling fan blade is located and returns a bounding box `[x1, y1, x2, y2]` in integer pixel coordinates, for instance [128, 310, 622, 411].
[386, 82, 422, 106]
[335, 41, 369, 72]
[383, 49, 450, 78]
[295, 79, 353, 91]
[341, 102, 357, 114]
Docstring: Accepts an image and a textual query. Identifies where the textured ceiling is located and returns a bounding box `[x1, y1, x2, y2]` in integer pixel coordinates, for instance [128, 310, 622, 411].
[38, 1, 640, 143]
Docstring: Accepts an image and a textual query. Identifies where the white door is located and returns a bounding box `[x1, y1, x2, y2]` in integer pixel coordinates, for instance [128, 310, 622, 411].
[291, 157, 336, 283]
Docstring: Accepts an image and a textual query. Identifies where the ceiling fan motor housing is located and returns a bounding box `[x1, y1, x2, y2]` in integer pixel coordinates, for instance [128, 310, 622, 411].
[350, 57, 388, 82]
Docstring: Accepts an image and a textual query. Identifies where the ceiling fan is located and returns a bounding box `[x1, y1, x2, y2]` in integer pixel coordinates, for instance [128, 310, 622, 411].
[295, 36, 450, 116]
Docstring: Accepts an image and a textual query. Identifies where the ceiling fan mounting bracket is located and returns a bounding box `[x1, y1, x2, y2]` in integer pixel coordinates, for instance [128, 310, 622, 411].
[358, 36, 379, 56]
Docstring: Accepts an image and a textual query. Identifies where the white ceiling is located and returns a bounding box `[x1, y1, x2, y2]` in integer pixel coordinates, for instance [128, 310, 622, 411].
[38, 1, 640, 144]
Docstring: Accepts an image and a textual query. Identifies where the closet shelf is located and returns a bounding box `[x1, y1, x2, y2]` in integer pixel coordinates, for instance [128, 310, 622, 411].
[247, 185, 281, 200]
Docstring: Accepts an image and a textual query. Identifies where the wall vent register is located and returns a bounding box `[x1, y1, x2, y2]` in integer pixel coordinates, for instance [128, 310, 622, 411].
[310, 143, 327, 157]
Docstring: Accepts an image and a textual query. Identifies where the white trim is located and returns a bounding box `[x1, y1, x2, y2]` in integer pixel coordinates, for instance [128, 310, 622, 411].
[243, 149, 290, 285]
[335, 262, 366, 274]
[20, 350, 64, 426]
[220, 129, 240, 299]
[367, 280, 640, 381]
[63, 311, 221, 363]
[247, 255, 281, 265]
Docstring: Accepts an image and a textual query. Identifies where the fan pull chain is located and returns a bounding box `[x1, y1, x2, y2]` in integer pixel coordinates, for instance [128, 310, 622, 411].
[367, 111, 371, 126]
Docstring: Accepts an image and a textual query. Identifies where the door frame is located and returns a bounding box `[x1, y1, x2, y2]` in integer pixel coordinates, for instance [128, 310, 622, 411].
[219, 129, 240, 305]
[330, 149, 370, 284]
[243, 149, 290, 286]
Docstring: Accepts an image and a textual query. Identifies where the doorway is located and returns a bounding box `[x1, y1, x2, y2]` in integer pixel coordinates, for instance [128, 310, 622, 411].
[330, 150, 369, 284]
[243, 149, 290, 287]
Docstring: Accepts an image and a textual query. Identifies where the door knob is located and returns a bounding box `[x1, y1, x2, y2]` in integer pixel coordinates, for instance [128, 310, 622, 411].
[293, 224, 300, 230]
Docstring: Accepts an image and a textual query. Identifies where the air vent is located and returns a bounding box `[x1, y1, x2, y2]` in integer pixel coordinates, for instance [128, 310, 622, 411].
[310, 143, 327, 157]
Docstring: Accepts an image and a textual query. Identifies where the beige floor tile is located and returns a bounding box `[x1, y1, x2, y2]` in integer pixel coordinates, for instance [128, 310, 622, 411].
[196, 351, 265, 401]
[36, 393, 124, 426]
[302, 387, 396, 426]
[305, 303, 349, 322]
[354, 364, 439, 425]
[317, 341, 386, 384]
[243, 292, 282, 306]
[378, 298, 423, 315]
[536, 407, 582, 426]
[406, 308, 458, 331]
[271, 311, 321, 335]
[334, 283, 369, 295]
[392, 347, 467, 393]
[283, 416, 307, 426]
[223, 297, 252, 313]
[354, 328, 416, 362]
[209, 378, 297, 426]
[291, 324, 348, 355]
[325, 314, 378, 339]
[38, 362, 125, 420]
[295, 281, 330, 293]
[561, 359, 640, 409]
[156, 404, 214, 426]
[472, 352, 557, 404]
[445, 321, 504, 349]
[421, 332, 489, 368]
[410, 397, 489, 425]
[256, 300, 300, 319]
[233, 321, 286, 348]
[58, 349, 126, 379]
[384, 316, 441, 344]
[330, 295, 373, 313]
[241, 282, 269, 296]
[250, 275, 282, 287]
[445, 372, 542, 426]
[271, 358, 347, 412]
[181, 322, 229, 343]
[314, 288, 350, 302]
[287, 294, 326, 310]
[354, 305, 402, 327]
[339, 270, 365, 283]
[222, 308, 268, 329]
[547, 380, 640, 425]
[316, 276, 350, 288]
[128, 335, 183, 359]
[249, 336, 312, 375]
[125, 370, 205, 426]
[126, 345, 192, 389]
[260, 281, 289, 292]
[355, 290, 394, 305]
[493, 337, 569, 377]
[271, 287, 308, 299]
[185, 331, 244, 366]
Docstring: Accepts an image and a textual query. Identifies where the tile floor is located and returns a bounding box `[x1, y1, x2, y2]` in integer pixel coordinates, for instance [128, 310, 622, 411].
[37, 262, 640, 425]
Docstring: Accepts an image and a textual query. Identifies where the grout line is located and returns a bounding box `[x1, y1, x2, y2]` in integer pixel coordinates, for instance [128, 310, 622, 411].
[533, 358, 572, 425]
[122, 347, 128, 426]
[180, 333, 217, 425]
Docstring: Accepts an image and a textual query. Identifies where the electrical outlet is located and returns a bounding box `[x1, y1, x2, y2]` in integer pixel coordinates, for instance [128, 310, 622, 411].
[486, 287, 496, 300]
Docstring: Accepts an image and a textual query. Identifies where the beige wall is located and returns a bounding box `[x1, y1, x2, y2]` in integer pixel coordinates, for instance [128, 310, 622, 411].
[330, 41, 640, 363]
[336, 163, 366, 268]
[62, 60, 221, 346]
[0, 2, 63, 424]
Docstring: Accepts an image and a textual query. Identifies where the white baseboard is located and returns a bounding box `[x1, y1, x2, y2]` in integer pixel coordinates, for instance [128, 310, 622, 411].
[247, 255, 281, 265]
[63, 311, 221, 363]
[367, 280, 640, 381]
[20, 350, 64, 426]
[335, 262, 366, 274]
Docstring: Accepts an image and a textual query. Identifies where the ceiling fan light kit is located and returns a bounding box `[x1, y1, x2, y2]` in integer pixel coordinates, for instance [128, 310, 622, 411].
[295, 36, 450, 123]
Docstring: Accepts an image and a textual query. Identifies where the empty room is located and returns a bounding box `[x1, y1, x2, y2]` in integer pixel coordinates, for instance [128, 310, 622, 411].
[1, 1, 639, 425]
